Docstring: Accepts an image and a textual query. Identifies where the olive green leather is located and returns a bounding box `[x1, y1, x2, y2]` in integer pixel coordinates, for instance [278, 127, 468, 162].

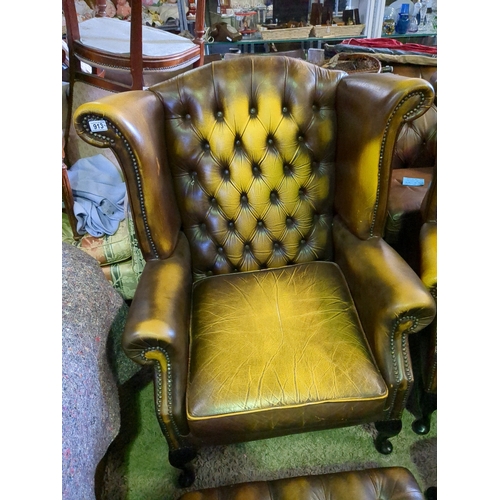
[418, 175, 437, 394]
[332, 216, 436, 415]
[188, 261, 387, 443]
[179, 467, 425, 500]
[420, 223, 437, 295]
[74, 56, 436, 455]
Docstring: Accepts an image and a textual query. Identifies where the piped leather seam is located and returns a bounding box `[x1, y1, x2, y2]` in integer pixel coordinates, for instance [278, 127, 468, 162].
[142, 346, 183, 445]
[80, 114, 159, 258]
[388, 315, 418, 416]
[371, 90, 427, 237]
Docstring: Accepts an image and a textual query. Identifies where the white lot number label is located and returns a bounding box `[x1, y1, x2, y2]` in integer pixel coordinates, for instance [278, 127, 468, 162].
[88, 120, 108, 132]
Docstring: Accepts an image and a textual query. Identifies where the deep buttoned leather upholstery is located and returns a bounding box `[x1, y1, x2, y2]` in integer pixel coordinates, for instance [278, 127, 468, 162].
[179, 467, 425, 500]
[157, 64, 343, 279]
[74, 56, 436, 484]
[384, 70, 437, 271]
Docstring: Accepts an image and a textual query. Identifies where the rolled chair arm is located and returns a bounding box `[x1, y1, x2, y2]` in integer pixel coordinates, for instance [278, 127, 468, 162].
[420, 170, 437, 294]
[334, 73, 435, 240]
[332, 216, 436, 418]
[123, 234, 193, 440]
[419, 222, 437, 296]
[73, 90, 182, 261]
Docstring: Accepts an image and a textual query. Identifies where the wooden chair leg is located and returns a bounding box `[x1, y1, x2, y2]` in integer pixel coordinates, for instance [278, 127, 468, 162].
[374, 419, 402, 455]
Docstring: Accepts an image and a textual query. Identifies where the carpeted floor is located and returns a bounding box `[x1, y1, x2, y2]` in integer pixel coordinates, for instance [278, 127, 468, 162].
[97, 367, 437, 500]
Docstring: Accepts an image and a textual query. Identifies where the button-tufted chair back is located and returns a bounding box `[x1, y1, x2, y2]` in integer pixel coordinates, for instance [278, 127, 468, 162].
[150, 57, 343, 280]
[391, 104, 437, 171]
[73, 57, 437, 488]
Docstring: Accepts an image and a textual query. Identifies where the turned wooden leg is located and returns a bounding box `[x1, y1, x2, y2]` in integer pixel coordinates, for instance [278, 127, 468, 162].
[169, 448, 197, 488]
[412, 392, 437, 435]
[374, 419, 402, 455]
[425, 486, 437, 500]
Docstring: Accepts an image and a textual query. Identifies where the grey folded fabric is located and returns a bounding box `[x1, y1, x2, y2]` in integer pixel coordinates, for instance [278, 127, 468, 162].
[67, 154, 126, 237]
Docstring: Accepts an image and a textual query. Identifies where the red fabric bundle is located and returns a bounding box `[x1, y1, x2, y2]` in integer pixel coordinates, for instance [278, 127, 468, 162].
[342, 38, 437, 55]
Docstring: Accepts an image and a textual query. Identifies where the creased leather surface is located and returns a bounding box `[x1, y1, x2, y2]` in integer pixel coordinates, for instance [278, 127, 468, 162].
[387, 168, 434, 219]
[73, 56, 437, 452]
[187, 261, 387, 437]
[178, 466, 425, 500]
[332, 217, 436, 417]
[334, 72, 434, 239]
[385, 167, 434, 255]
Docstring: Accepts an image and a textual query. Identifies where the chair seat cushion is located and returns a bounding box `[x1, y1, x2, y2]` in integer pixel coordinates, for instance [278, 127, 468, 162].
[387, 167, 434, 222]
[385, 166, 434, 249]
[187, 261, 388, 441]
[79, 17, 196, 58]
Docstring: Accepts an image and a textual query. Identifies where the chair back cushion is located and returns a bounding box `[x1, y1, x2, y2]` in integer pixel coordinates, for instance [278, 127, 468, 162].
[391, 104, 437, 171]
[150, 57, 346, 279]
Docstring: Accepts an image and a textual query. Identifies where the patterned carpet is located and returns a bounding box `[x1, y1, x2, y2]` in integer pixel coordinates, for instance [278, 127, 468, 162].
[97, 366, 437, 500]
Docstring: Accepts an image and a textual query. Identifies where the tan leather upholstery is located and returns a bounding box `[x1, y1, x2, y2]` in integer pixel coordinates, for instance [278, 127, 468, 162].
[73, 56, 436, 484]
[223, 49, 306, 60]
[390, 64, 436, 82]
[408, 172, 437, 433]
[385, 164, 435, 268]
[179, 467, 425, 500]
[419, 221, 437, 394]
[417, 174, 437, 395]
[384, 67, 437, 270]
[321, 47, 438, 270]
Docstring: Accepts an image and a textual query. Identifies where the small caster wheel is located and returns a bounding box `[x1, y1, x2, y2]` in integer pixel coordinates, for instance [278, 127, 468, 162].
[412, 416, 430, 435]
[374, 436, 393, 455]
[425, 486, 437, 500]
[178, 467, 195, 488]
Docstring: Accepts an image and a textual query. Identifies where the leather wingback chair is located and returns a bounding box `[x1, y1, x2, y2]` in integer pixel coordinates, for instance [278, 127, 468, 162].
[408, 170, 437, 434]
[73, 56, 436, 487]
[385, 80, 437, 271]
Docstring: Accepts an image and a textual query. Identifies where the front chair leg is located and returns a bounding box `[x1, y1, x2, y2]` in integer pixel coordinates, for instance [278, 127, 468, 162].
[425, 486, 437, 500]
[412, 392, 437, 435]
[374, 419, 402, 455]
[169, 447, 197, 488]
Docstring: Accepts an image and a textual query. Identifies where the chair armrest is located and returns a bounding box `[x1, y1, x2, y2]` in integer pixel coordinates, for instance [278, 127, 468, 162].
[334, 73, 435, 239]
[419, 221, 437, 296]
[332, 216, 436, 417]
[123, 233, 193, 437]
[73, 90, 182, 261]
